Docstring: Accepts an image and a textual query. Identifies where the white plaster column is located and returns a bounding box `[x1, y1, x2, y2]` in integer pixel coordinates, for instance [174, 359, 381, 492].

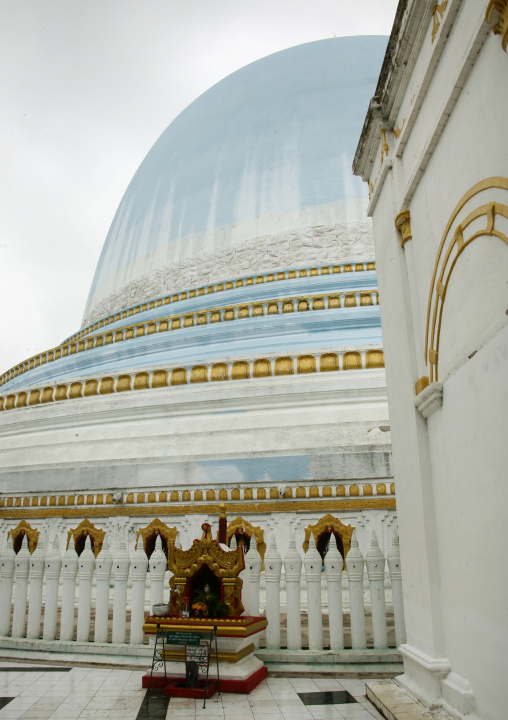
[366, 531, 388, 649]
[303, 534, 323, 651]
[26, 534, 46, 639]
[324, 536, 344, 651]
[387, 527, 406, 647]
[42, 536, 62, 641]
[0, 538, 16, 636]
[130, 540, 148, 645]
[264, 535, 282, 650]
[94, 537, 113, 644]
[11, 536, 30, 638]
[59, 537, 78, 642]
[347, 530, 367, 649]
[112, 537, 130, 644]
[283, 529, 302, 650]
[76, 537, 95, 642]
[148, 536, 166, 610]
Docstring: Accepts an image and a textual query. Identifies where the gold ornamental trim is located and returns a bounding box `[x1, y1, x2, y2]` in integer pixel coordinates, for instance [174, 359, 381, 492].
[0, 481, 395, 512]
[302, 514, 354, 558]
[486, 0, 508, 51]
[395, 210, 412, 248]
[226, 517, 266, 560]
[425, 178, 508, 381]
[0, 349, 385, 414]
[67, 519, 105, 556]
[0, 498, 396, 520]
[0, 288, 379, 389]
[135, 518, 178, 552]
[431, 1, 448, 43]
[163, 643, 254, 664]
[143, 617, 268, 637]
[7, 520, 39, 554]
[75, 261, 376, 341]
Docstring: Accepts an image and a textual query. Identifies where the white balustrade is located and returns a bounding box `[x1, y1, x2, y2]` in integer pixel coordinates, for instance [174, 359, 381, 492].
[130, 541, 148, 645]
[366, 531, 388, 649]
[284, 529, 302, 650]
[347, 530, 367, 649]
[11, 536, 30, 637]
[324, 536, 344, 651]
[60, 536, 78, 641]
[76, 537, 95, 642]
[264, 535, 282, 650]
[43, 536, 62, 640]
[26, 533, 46, 639]
[94, 537, 113, 643]
[304, 534, 323, 651]
[148, 536, 166, 610]
[112, 538, 130, 644]
[0, 539, 16, 636]
[387, 527, 406, 647]
[0, 521, 406, 659]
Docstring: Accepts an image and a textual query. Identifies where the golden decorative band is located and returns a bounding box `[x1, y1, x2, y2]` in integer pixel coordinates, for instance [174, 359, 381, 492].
[0, 497, 397, 520]
[77, 261, 376, 340]
[0, 289, 379, 389]
[0, 348, 385, 413]
[0, 481, 395, 511]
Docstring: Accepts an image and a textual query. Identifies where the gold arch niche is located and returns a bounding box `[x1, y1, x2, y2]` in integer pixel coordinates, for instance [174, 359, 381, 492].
[135, 518, 178, 558]
[7, 520, 39, 554]
[225, 517, 266, 560]
[302, 514, 354, 562]
[67, 519, 105, 557]
[425, 177, 508, 382]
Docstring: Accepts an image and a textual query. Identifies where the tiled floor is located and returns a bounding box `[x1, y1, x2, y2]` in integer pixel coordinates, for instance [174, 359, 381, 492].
[0, 664, 385, 720]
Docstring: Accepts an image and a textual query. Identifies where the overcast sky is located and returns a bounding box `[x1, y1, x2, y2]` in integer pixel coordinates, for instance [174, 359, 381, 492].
[0, 0, 397, 374]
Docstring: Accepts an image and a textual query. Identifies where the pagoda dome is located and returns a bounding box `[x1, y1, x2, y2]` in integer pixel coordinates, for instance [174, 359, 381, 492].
[0, 35, 387, 396]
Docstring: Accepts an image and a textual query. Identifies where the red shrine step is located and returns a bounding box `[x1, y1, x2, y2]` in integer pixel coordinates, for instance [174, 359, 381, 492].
[142, 666, 267, 695]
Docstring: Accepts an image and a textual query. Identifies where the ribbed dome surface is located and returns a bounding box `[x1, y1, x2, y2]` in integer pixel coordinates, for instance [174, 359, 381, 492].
[83, 36, 387, 325]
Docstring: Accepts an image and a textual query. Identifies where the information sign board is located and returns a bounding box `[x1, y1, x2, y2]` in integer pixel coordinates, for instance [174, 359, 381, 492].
[166, 631, 201, 646]
[186, 644, 209, 664]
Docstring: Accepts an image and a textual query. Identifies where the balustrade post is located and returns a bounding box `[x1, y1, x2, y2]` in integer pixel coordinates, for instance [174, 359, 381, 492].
[347, 530, 367, 649]
[245, 541, 262, 617]
[42, 537, 62, 640]
[283, 529, 302, 650]
[303, 533, 323, 650]
[76, 537, 95, 642]
[387, 527, 406, 647]
[366, 531, 388, 649]
[324, 536, 344, 651]
[94, 537, 113, 643]
[59, 537, 78, 641]
[264, 534, 282, 650]
[11, 536, 30, 637]
[26, 533, 46, 639]
[112, 538, 130, 643]
[149, 536, 166, 610]
[0, 538, 16, 636]
[130, 540, 148, 644]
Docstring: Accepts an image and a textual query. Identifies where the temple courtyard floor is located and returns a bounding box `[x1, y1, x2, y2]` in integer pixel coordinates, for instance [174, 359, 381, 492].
[0, 663, 453, 720]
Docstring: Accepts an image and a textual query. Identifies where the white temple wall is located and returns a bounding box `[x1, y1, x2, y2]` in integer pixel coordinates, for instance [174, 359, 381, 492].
[354, 2, 508, 717]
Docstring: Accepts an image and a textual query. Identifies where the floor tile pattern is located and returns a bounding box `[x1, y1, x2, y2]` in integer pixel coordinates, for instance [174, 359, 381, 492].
[0, 664, 384, 720]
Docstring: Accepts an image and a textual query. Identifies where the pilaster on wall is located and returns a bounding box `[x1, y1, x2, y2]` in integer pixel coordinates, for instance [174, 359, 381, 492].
[368, 174, 448, 682]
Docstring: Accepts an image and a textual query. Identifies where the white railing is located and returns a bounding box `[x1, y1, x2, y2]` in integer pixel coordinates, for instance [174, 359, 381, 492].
[0, 528, 406, 654]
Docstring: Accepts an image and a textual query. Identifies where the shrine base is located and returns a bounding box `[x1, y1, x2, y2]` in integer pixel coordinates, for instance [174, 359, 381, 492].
[142, 654, 268, 694]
